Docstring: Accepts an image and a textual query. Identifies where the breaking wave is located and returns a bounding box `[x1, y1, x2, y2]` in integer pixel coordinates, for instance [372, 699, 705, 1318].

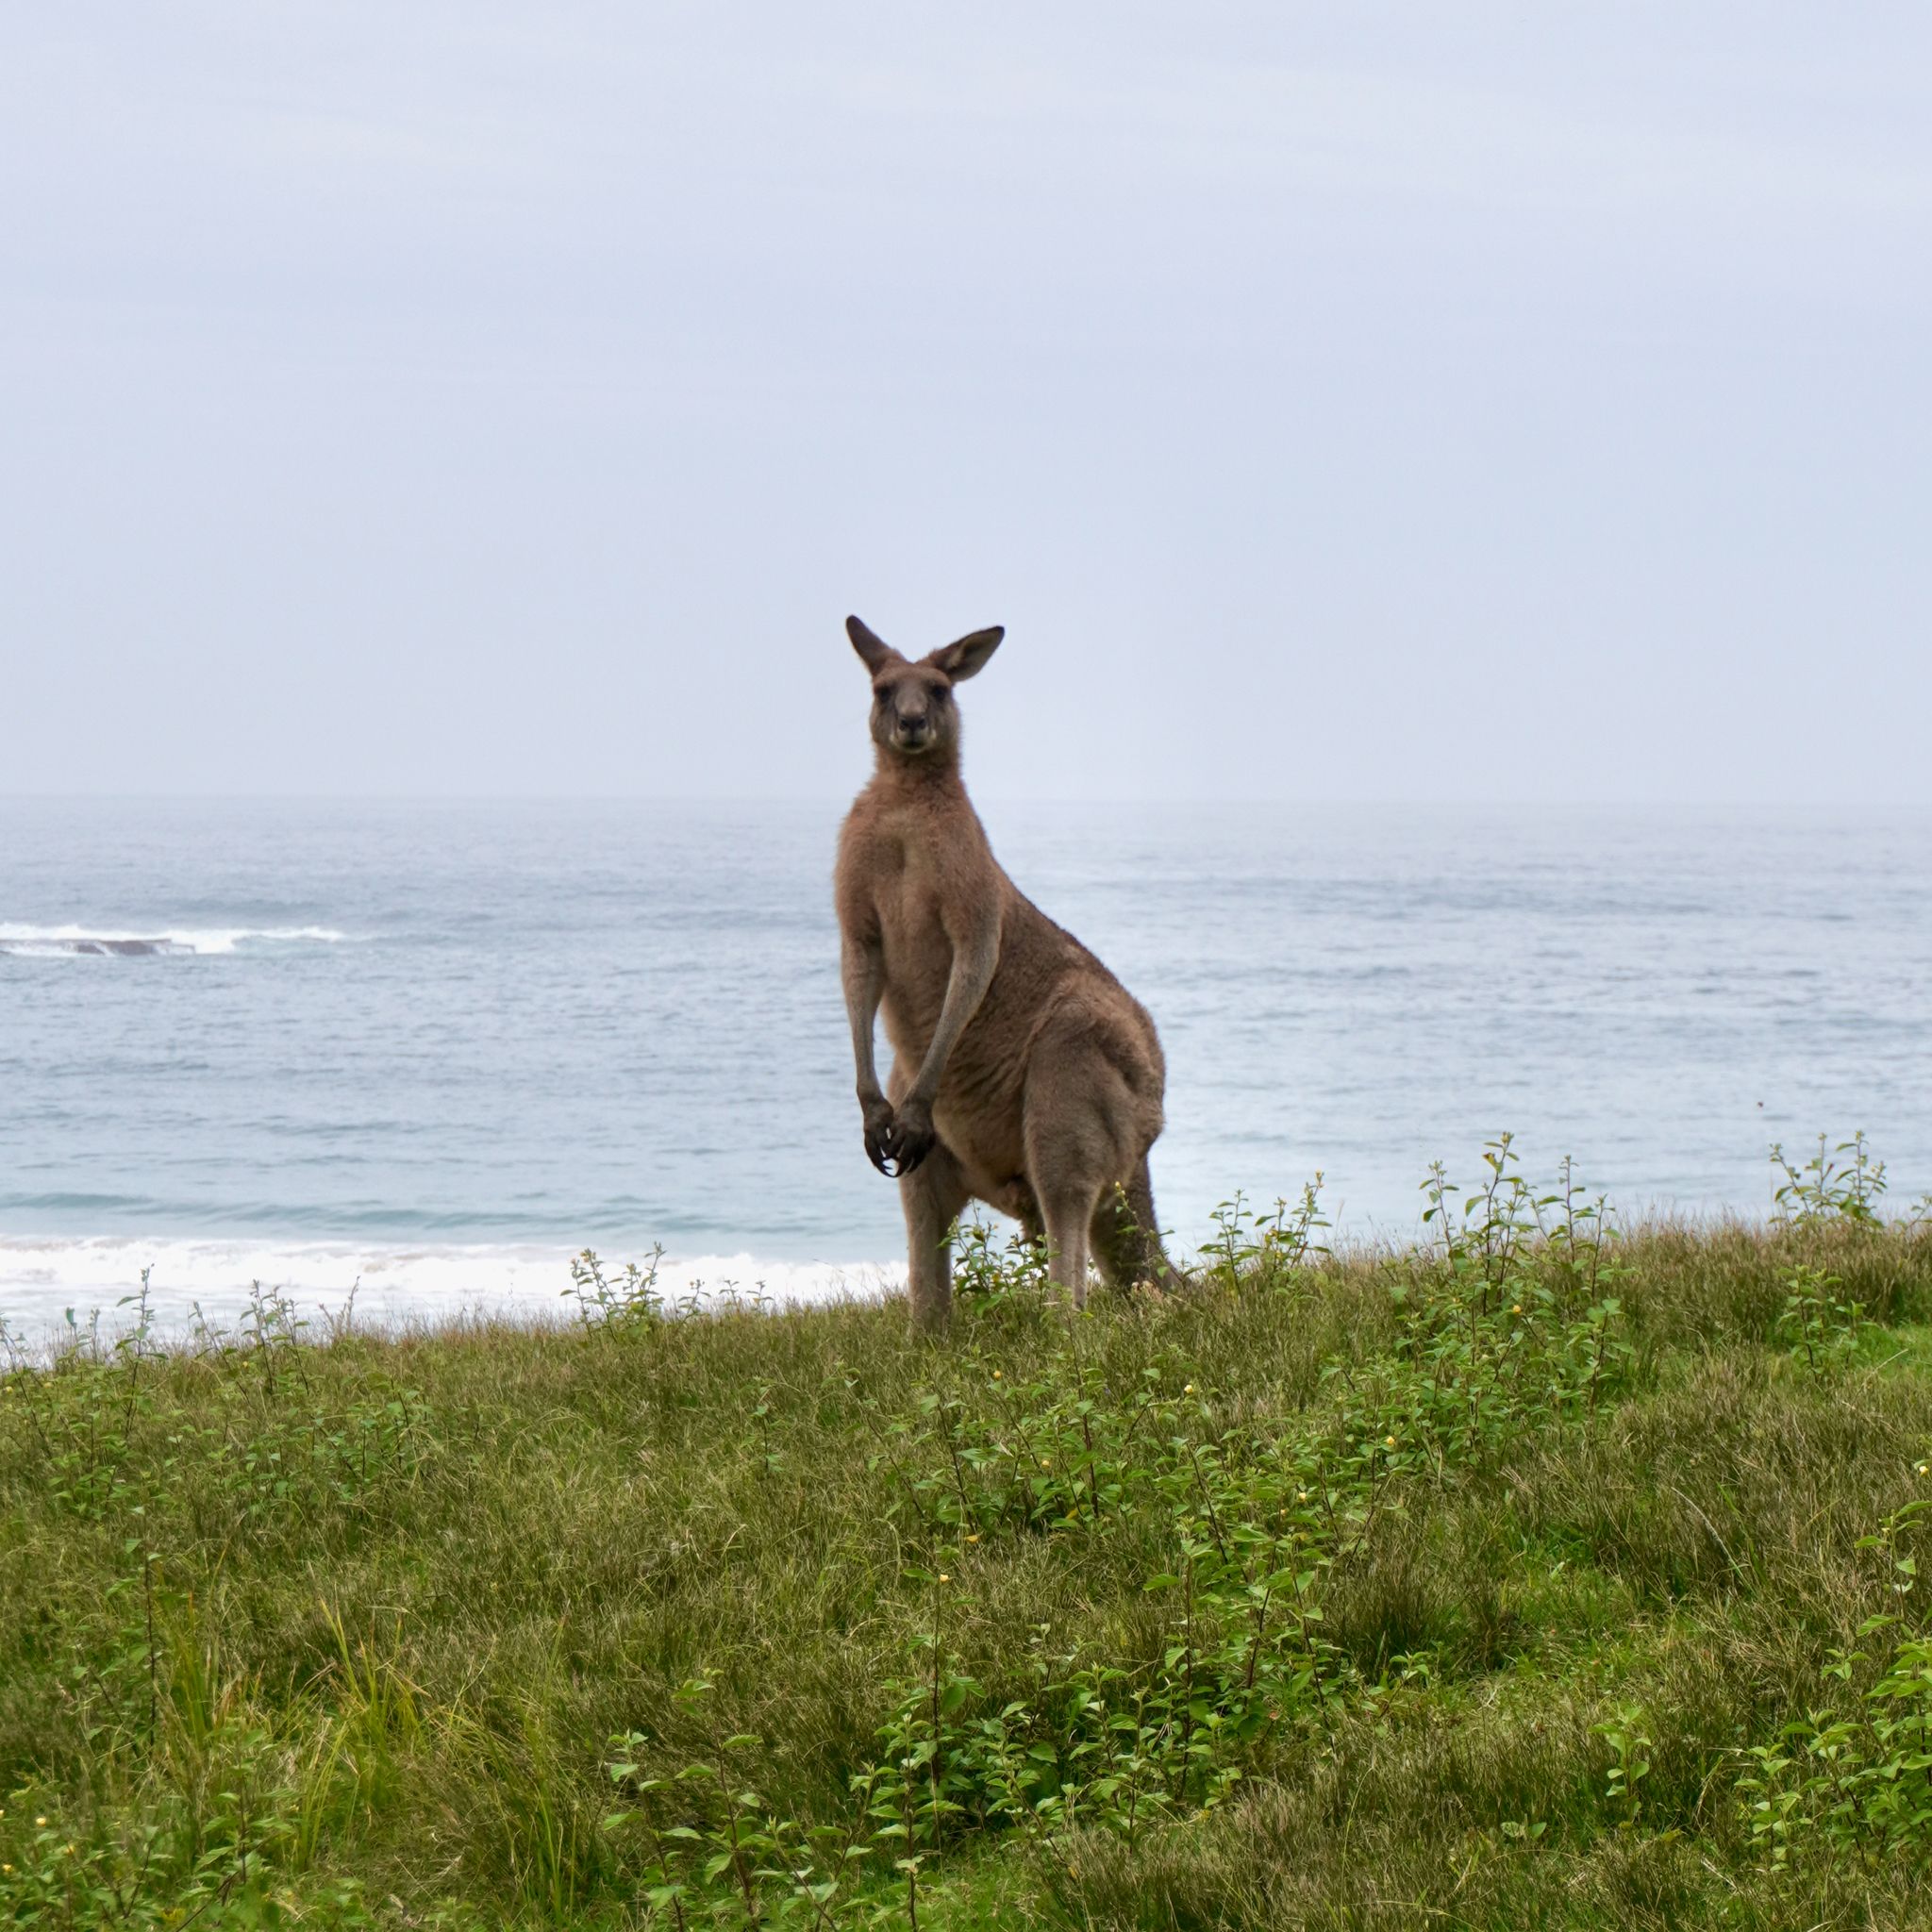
[0, 924, 351, 958]
[0, 1236, 903, 1337]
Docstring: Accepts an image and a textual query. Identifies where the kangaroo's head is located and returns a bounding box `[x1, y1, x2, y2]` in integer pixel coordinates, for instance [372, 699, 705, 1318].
[846, 615, 1004, 763]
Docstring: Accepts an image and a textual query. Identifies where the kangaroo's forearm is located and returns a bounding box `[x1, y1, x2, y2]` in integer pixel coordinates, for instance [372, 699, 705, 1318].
[842, 940, 887, 1103]
[908, 933, 998, 1105]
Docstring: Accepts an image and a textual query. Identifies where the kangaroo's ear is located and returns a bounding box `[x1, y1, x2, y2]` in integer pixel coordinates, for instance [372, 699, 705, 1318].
[846, 615, 899, 675]
[926, 625, 1004, 682]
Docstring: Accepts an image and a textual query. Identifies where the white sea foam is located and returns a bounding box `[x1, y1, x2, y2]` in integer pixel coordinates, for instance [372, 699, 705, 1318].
[0, 1235, 904, 1341]
[0, 924, 351, 958]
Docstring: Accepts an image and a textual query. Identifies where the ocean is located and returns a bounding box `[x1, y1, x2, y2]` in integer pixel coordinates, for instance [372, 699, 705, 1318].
[2, 798, 1928, 1334]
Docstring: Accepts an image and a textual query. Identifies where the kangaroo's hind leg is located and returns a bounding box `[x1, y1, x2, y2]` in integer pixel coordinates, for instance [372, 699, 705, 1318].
[1024, 1040, 1141, 1313]
[899, 1139, 971, 1335]
[1025, 1125, 1106, 1309]
[1038, 1176, 1101, 1309]
[1091, 1155, 1181, 1293]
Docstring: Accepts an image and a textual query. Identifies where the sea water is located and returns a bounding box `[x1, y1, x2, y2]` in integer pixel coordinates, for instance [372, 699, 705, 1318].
[2, 798, 1928, 1333]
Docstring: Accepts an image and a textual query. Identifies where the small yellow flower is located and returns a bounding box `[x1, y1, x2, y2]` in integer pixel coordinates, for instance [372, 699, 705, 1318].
[966, 1533, 981, 1543]
[938, 1574, 951, 1584]
[1511, 1304, 1523, 1315]
[2, 1862, 11, 1874]
[1297, 1491, 1309, 1502]
[34, 1817, 47, 1828]
[1184, 1383, 1195, 1395]
[991, 1370, 1002, 1379]
[1384, 1436, 1396, 1449]
[1040, 1457, 1051, 1468]
[1919, 1463, 1929, 1477]
[63, 1843, 76, 1857]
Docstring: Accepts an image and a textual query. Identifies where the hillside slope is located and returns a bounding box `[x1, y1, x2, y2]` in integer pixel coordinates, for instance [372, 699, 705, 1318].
[5, 1154, 1932, 1927]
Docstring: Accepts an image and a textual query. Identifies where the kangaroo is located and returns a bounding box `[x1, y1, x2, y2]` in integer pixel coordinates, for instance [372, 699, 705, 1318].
[834, 614, 1180, 1332]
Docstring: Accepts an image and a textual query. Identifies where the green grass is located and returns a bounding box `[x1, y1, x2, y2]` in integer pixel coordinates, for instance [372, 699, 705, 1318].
[6, 1145, 1932, 1927]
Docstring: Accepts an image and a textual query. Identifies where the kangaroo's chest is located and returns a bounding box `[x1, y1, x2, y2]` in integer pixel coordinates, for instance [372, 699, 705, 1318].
[870, 831, 954, 975]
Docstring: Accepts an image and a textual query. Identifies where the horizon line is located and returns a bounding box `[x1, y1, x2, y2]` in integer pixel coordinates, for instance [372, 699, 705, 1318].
[6, 792, 1932, 812]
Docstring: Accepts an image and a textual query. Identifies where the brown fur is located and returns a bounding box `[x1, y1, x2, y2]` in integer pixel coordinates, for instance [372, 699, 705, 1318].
[833, 614, 1180, 1332]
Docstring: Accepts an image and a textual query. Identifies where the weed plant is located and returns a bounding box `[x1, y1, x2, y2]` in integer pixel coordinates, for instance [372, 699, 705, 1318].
[3, 1141, 1932, 1926]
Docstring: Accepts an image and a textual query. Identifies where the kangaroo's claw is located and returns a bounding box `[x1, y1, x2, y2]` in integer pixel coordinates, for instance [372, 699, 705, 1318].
[888, 1108, 935, 1175]
[862, 1098, 901, 1176]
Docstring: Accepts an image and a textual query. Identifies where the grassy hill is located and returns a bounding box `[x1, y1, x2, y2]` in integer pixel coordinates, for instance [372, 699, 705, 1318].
[6, 1142, 1932, 1928]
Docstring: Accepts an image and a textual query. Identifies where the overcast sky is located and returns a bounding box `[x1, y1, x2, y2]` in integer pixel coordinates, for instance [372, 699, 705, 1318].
[6, 4, 1930, 802]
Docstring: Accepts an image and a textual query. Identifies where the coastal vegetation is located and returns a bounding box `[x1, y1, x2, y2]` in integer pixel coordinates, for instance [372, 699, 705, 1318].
[5, 1137, 1932, 1928]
